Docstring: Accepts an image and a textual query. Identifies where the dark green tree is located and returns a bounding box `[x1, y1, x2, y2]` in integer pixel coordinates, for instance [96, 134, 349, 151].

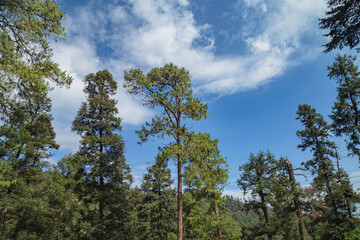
[328, 54, 360, 159]
[124, 63, 208, 240]
[0, 1, 75, 238]
[0, 77, 58, 170]
[139, 151, 177, 240]
[70, 69, 133, 239]
[320, 0, 360, 52]
[0, 165, 81, 239]
[238, 150, 277, 240]
[296, 104, 359, 240]
[239, 151, 309, 240]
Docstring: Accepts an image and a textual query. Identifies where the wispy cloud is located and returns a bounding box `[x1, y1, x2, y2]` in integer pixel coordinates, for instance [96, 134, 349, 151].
[49, 0, 327, 150]
[109, 0, 325, 94]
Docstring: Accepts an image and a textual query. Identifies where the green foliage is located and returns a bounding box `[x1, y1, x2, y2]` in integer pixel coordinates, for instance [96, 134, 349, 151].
[224, 196, 262, 228]
[0, 0, 72, 86]
[346, 227, 360, 240]
[328, 54, 360, 159]
[296, 104, 336, 182]
[182, 132, 241, 239]
[0, 167, 81, 240]
[296, 104, 360, 240]
[238, 151, 309, 240]
[124, 63, 208, 147]
[0, 76, 58, 169]
[139, 152, 177, 240]
[124, 63, 209, 239]
[238, 151, 277, 239]
[320, 0, 360, 52]
[66, 69, 133, 239]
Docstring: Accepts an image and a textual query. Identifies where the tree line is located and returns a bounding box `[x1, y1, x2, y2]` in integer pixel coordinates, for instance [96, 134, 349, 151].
[1, 0, 360, 239]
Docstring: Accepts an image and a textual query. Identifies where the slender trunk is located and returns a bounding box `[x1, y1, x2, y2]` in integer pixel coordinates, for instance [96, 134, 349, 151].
[177, 151, 183, 240]
[349, 93, 360, 131]
[0, 207, 7, 236]
[286, 162, 308, 240]
[214, 198, 222, 238]
[99, 128, 104, 221]
[334, 148, 352, 218]
[334, 149, 342, 183]
[259, 191, 272, 240]
[176, 96, 183, 240]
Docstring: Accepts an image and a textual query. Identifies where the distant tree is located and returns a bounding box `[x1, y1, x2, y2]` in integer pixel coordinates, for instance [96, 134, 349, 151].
[124, 63, 208, 240]
[320, 0, 360, 53]
[70, 70, 133, 239]
[296, 104, 359, 240]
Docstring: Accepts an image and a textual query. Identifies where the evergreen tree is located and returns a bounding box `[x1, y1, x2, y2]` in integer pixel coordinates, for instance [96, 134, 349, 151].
[238, 150, 277, 239]
[320, 0, 360, 52]
[183, 132, 241, 239]
[0, 2, 73, 237]
[296, 104, 359, 240]
[0, 0, 72, 86]
[0, 77, 58, 170]
[124, 63, 208, 240]
[328, 54, 360, 159]
[238, 151, 309, 240]
[70, 69, 132, 239]
[0, 165, 81, 239]
[140, 151, 177, 240]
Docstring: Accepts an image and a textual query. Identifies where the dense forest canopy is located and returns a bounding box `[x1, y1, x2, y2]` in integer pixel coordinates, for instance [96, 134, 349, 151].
[1, 0, 360, 239]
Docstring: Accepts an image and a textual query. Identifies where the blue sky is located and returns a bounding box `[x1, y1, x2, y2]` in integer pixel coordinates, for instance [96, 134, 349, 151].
[48, 0, 359, 198]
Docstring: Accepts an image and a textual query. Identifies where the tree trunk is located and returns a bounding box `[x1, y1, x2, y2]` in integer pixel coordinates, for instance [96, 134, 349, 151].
[0, 207, 7, 236]
[334, 148, 352, 218]
[99, 128, 104, 221]
[177, 153, 183, 240]
[214, 198, 223, 238]
[259, 191, 272, 240]
[286, 162, 308, 240]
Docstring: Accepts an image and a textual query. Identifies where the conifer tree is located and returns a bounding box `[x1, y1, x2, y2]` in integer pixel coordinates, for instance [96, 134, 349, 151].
[320, 0, 360, 53]
[140, 151, 177, 240]
[183, 132, 240, 239]
[124, 63, 208, 240]
[328, 54, 360, 159]
[296, 104, 359, 240]
[71, 69, 132, 239]
[0, 77, 58, 170]
[0, 0, 72, 86]
[238, 150, 277, 240]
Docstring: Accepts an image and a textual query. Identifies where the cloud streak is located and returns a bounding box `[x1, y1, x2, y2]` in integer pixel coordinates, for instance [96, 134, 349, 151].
[49, 0, 326, 151]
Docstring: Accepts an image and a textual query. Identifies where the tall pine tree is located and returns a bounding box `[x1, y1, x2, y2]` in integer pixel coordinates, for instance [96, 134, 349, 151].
[296, 104, 359, 240]
[328, 54, 360, 159]
[124, 63, 208, 240]
[71, 69, 132, 239]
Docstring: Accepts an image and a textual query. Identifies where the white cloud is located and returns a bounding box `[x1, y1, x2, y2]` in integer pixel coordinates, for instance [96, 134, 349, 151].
[109, 5, 128, 23]
[48, 0, 327, 150]
[49, 8, 152, 152]
[103, 0, 326, 95]
[223, 189, 246, 199]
